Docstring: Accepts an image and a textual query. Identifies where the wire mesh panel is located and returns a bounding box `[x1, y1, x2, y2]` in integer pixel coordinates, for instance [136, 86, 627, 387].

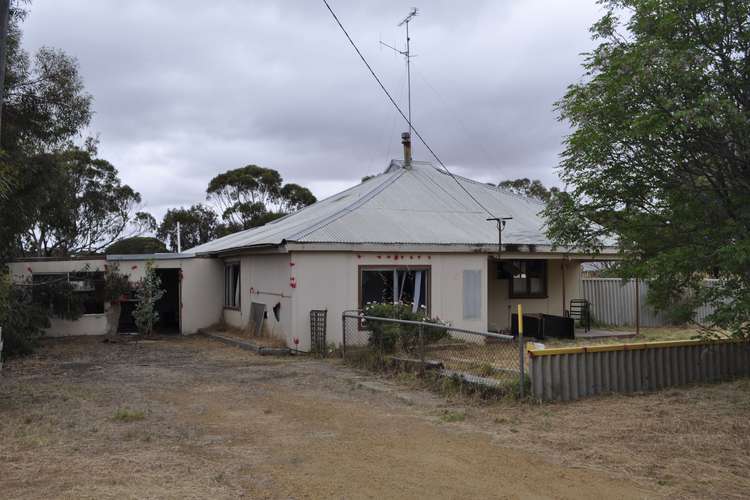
[342, 312, 527, 397]
[310, 309, 327, 356]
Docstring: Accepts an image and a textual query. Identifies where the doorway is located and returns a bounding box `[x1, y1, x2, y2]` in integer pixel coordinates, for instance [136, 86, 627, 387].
[155, 268, 181, 334]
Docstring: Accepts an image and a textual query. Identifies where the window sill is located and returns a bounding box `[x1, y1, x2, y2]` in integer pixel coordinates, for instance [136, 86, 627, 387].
[509, 295, 548, 300]
[223, 306, 241, 311]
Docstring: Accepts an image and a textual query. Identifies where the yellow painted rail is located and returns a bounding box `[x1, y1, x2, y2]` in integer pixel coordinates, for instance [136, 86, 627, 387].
[528, 338, 740, 357]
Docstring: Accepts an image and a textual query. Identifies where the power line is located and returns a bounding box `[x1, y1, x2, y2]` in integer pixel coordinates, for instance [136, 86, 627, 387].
[320, 0, 495, 218]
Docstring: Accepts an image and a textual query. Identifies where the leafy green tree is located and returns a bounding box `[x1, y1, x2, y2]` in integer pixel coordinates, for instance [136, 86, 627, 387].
[106, 236, 167, 255]
[498, 178, 559, 202]
[132, 262, 165, 336]
[280, 183, 316, 212]
[544, 0, 750, 337]
[18, 143, 151, 256]
[1, 7, 91, 155]
[157, 204, 219, 252]
[0, 6, 147, 261]
[206, 165, 316, 230]
[206, 164, 282, 226]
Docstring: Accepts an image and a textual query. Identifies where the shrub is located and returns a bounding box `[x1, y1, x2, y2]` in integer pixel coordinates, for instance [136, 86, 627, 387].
[0, 273, 86, 358]
[363, 302, 447, 354]
[132, 261, 165, 335]
[103, 263, 131, 303]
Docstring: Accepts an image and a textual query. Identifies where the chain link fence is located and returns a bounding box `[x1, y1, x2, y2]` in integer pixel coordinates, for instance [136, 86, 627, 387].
[341, 311, 528, 397]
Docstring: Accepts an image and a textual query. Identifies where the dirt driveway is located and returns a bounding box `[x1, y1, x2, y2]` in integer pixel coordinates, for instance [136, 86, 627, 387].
[1, 336, 747, 499]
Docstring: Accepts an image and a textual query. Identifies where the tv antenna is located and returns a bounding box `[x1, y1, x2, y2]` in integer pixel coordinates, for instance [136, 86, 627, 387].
[380, 7, 418, 139]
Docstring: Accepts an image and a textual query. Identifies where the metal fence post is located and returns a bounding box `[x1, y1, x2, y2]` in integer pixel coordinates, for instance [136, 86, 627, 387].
[418, 324, 425, 374]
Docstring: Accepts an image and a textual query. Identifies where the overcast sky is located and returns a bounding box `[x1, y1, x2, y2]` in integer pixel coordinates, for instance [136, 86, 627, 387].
[21, 0, 603, 219]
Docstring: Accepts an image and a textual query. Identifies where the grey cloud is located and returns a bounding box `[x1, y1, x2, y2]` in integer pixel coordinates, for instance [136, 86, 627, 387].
[21, 0, 602, 217]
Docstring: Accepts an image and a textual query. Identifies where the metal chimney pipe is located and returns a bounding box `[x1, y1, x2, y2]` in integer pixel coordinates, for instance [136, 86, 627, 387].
[401, 132, 412, 167]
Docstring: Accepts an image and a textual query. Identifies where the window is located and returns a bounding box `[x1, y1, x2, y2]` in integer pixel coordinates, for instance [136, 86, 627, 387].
[359, 267, 429, 312]
[498, 260, 547, 298]
[32, 271, 105, 315]
[224, 262, 241, 309]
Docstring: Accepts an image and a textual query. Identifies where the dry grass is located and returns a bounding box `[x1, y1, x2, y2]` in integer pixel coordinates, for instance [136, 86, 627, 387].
[543, 326, 701, 347]
[1, 335, 748, 498]
[475, 379, 750, 498]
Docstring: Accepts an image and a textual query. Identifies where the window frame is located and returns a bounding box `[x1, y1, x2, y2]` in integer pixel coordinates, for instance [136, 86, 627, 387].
[498, 260, 548, 299]
[223, 261, 241, 310]
[357, 265, 431, 314]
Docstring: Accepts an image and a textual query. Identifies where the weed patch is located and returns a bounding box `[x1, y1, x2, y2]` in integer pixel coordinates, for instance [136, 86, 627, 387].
[440, 409, 466, 423]
[112, 407, 145, 422]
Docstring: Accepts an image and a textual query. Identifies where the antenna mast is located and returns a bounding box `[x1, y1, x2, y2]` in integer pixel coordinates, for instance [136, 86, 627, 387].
[381, 7, 418, 139]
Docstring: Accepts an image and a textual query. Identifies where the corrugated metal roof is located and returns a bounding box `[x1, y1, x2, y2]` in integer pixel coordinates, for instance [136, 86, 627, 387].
[189, 161, 554, 254]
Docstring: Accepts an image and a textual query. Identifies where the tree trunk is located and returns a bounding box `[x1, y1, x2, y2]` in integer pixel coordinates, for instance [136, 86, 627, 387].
[107, 302, 121, 336]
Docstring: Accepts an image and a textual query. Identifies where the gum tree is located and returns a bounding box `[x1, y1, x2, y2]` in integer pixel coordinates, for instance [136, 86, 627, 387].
[544, 0, 750, 337]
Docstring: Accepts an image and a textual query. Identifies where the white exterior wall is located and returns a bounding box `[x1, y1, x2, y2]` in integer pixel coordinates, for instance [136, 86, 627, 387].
[222, 254, 293, 344]
[291, 252, 489, 351]
[8, 256, 224, 336]
[112, 257, 224, 334]
[488, 259, 583, 331]
[8, 258, 110, 337]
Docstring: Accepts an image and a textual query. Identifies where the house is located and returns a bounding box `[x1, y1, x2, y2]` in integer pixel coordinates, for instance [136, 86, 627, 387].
[8, 152, 616, 349]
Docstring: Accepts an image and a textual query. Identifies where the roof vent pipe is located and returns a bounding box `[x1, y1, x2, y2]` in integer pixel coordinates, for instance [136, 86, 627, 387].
[401, 132, 412, 168]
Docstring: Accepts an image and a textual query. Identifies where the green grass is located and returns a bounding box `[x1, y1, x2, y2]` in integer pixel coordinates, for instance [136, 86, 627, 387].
[112, 407, 145, 422]
[439, 410, 466, 423]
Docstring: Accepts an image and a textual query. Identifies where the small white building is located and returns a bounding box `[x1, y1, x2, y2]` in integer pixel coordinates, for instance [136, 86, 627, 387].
[8, 159, 615, 349]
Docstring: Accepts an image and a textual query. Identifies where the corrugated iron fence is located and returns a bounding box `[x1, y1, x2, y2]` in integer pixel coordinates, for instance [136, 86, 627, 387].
[529, 340, 750, 401]
[582, 278, 718, 327]
[342, 312, 526, 397]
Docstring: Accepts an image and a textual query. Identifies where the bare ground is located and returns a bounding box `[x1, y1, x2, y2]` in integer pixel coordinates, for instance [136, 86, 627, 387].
[0, 336, 747, 499]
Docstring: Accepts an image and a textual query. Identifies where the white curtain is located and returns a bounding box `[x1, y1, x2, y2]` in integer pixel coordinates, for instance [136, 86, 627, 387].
[412, 271, 422, 313]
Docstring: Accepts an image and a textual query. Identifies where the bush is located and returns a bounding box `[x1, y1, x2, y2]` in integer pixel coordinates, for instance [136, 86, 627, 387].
[104, 263, 131, 303]
[0, 277, 50, 358]
[132, 261, 164, 335]
[363, 302, 447, 354]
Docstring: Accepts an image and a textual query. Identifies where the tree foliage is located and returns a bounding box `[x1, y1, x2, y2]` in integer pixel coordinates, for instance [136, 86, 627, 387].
[544, 0, 750, 337]
[0, 271, 87, 358]
[17, 142, 151, 256]
[0, 6, 146, 261]
[498, 178, 559, 202]
[206, 165, 315, 230]
[106, 236, 167, 255]
[0, 276, 48, 357]
[157, 204, 219, 252]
